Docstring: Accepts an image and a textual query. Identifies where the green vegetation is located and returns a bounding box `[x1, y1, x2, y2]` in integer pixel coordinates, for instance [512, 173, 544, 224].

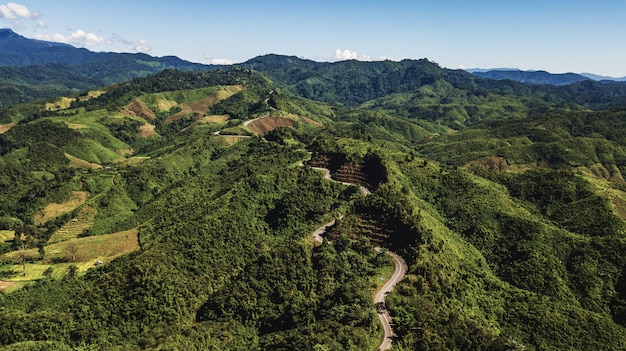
[1, 58, 626, 350]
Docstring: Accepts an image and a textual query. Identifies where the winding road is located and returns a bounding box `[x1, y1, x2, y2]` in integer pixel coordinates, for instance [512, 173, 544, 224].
[374, 249, 407, 350]
[310, 166, 405, 350]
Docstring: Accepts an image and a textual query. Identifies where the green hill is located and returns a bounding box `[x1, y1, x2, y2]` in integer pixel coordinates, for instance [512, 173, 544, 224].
[0, 65, 626, 351]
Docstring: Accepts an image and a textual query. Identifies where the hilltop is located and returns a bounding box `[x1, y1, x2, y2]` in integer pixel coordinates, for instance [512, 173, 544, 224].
[1, 53, 626, 350]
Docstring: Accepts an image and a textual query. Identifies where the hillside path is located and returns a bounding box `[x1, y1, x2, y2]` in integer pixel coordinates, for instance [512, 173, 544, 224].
[310, 166, 404, 350]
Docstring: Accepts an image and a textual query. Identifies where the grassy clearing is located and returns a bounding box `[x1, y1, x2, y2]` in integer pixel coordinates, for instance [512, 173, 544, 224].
[215, 135, 250, 146]
[0, 230, 14, 242]
[45, 97, 75, 111]
[156, 98, 177, 111]
[199, 115, 229, 123]
[34, 191, 90, 225]
[0, 122, 16, 134]
[1, 229, 140, 291]
[82, 90, 106, 100]
[585, 175, 626, 220]
[65, 153, 103, 170]
[46, 90, 105, 111]
[120, 156, 150, 166]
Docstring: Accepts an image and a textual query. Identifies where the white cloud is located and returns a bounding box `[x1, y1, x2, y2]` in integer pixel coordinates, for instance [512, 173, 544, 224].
[0, 2, 39, 19]
[38, 29, 105, 47]
[331, 48, 358, 61]
[329, 48, 386, 62]
[203, 56, 236, 65]
[133, 39, 151, 54]
[36, 20, 45, 27]
[110, 34, 152, 53]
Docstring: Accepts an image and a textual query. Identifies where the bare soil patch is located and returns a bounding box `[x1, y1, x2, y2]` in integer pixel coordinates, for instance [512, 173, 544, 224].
[0, 281, 17, 292]
[138, 124, 157, 138]
[300, 116, 323, 127]
[165, 86, 244, 124]
[246, 116, 295, 135]
[0, 123, 16, 134]
[165, 108, 193, 123]
[34, 191, 90, 225]
[126, 100, 156, 120]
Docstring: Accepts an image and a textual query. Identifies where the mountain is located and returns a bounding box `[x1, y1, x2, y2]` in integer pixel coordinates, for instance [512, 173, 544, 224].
[471, 69, 591, 85]
[0, 28, 98, 66]
[469, 67, 626, 84]
[581, 72, 626, 82]
[0, 28, 214, 107]
[2, 49, 626, 350]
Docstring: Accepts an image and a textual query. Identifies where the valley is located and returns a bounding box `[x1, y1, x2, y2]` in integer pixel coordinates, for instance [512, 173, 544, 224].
[0, 52, 626, 351]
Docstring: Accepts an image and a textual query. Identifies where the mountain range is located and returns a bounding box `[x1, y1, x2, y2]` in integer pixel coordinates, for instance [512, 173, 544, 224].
[469, 68, 626, 85]
[0, 29, 213, 106]
[2, 27, 626, 107]
[2, 28, 626, 351]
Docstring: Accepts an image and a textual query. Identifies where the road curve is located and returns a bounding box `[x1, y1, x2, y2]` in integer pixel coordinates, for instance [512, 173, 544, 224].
[310, 166, 405, 350]
[312, 219, 334, 244]
[311, 167, 371, 196]
[374, 249, 407, 350]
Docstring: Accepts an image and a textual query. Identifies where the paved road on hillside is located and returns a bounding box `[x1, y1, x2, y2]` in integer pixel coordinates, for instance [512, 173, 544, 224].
[374, 249, 407, 350]
[310, 166, 404, 350]
[311, 167, 371, 195]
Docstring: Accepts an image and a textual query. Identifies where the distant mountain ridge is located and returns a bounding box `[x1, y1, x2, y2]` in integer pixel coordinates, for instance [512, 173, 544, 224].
[0, 28, 214, 106]
[469, 68, 626, 85]
[0, 28, 99, 66]
[3, 28, 626, 110]
[471, 69, 591, 86]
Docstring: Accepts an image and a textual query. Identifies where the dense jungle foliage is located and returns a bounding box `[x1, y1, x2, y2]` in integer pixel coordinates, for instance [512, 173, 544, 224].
[1, 56, 626, 350]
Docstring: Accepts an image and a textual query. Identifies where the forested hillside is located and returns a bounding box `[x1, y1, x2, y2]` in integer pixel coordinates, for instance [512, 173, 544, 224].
[0, 29, 213, 107]
[1, 59, 626, 350]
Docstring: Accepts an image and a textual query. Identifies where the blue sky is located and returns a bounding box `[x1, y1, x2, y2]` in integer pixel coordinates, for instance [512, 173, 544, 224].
[2, 1, 625, 76]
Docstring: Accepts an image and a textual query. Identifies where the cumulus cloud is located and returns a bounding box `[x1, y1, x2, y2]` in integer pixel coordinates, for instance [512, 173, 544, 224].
[203, 56, 237, 65]
[329, 48, 386, 62]
[38, 29, 105, 47]
[133, 39, 151, 54]
[332, 48, 358, 61]
[0, 2, 39, 20]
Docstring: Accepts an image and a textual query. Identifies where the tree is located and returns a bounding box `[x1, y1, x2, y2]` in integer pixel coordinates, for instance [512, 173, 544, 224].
[37, 243, 45, 260]
[65, 240, 79, 262]
[43, 267, 54, 279]
[16, 246, 29, 277]
[67, 265, 78, 277]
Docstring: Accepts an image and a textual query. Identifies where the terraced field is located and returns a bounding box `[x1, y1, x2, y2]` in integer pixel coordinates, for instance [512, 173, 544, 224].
[48, 206, 98, 243]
